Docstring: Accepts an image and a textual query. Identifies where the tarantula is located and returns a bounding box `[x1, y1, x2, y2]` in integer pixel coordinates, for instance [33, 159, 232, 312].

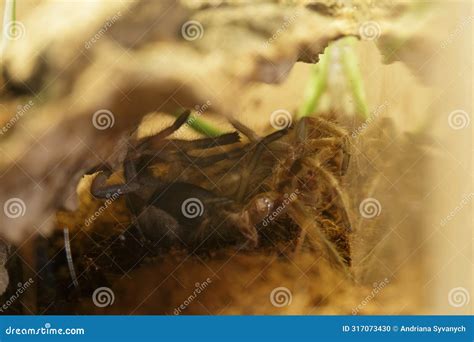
[86, 110, 352, 266]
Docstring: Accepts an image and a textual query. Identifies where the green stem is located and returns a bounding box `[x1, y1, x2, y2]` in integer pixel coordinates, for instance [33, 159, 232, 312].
[173, 110, 224, 138]
[12, 0, 16, 23]
[340, 37, 369, 120]
[297, 47, 331, 118]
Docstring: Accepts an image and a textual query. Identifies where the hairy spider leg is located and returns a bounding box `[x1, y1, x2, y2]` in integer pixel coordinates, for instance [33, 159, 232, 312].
[134, 109, 191, 150]
[235, 128, 290, 202]
[306, 116, 351, 175]
[229, 117, 260, 142]
[87, 110, 205, 199]
[295, 118, 352, 231]
[88, 162, 139, 199]
[85, 110, 194, 199]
